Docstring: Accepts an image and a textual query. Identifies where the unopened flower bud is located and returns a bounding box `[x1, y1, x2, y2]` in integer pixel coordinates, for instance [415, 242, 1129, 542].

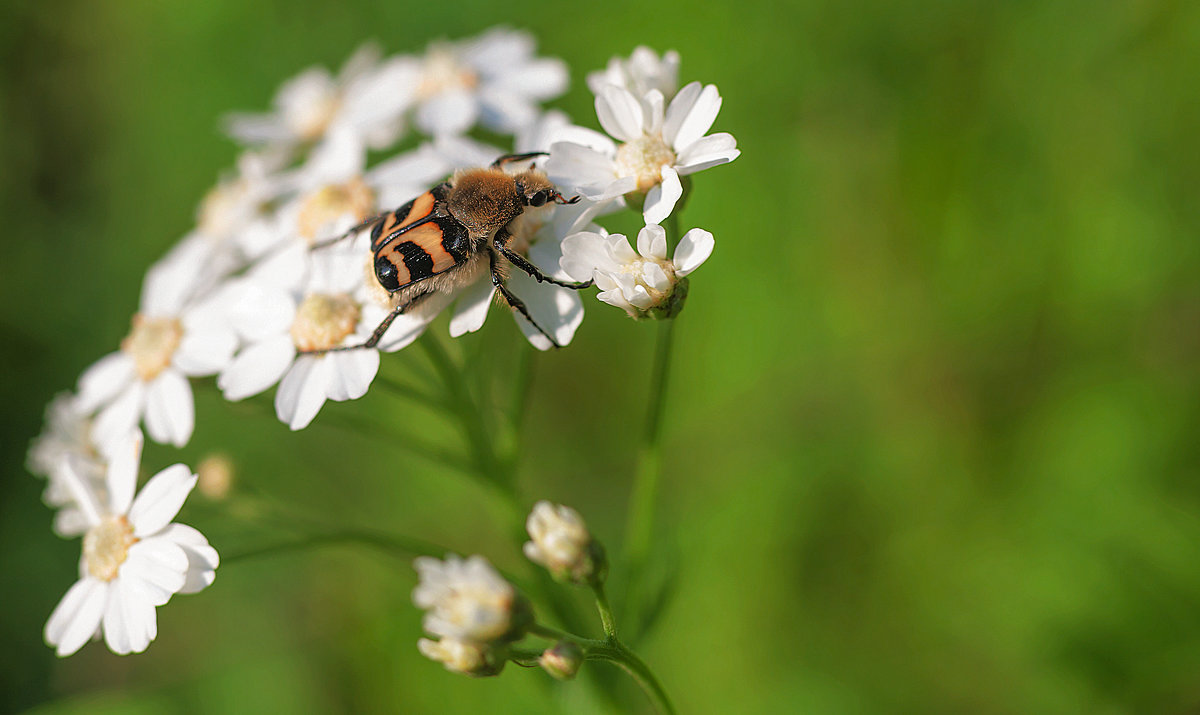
[523, 502, 607, 585]
[418, 637, 506, 677]
[539, 640, 584, 681]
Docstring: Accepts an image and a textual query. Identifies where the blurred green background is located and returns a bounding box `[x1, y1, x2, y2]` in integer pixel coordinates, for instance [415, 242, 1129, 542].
[4, 0, 1200, 712]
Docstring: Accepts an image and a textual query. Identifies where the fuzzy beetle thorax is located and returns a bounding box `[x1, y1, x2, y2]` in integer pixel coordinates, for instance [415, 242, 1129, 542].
[446, 169, 525, 238]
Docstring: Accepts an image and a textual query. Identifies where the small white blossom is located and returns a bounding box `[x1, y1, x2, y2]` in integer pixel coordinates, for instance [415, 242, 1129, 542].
[216, 241, 391, 431]
[412, 554, 530, 644]
[224, 43, 414, 154]
[44, 431, 218, 657]
[403, 28, 568, 137]
[587, 46, 681, 100]
[545, 81, 740, 225]
[27, 393, 125, 538]
[561, 224, 714, 319]
[524, 501, 605, 585]
[76, 250, 239, 448]
[418, 636, 504, 677]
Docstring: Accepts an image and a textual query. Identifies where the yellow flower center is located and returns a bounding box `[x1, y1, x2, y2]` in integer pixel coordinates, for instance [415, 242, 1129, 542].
[615, 135, 676, 193]
[297, 178, 376, 243]
[417, 45, 479, 100]
[290, 293, 360, 352]
[83, 516, 137, 582]
[289, 93, 340, 141]
[121, 315, 183, 381]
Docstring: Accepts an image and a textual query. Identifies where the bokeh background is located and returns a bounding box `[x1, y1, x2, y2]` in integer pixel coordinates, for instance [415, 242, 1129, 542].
[4, 0, 1200, 712]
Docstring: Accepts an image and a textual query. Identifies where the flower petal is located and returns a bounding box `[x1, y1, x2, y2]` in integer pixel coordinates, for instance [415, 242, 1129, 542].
[129, 464, 197, 537]
[643, 166, 683, 225]
[174, 321, 238, 377]
[275, 355, 334, 430]
[636, 224, 668, 261]
[219, 336, 297, 401]
[158, 523, 220, 594]
[596, 86, 644, 143]
[509, 268, 583, 351]
[122, 537, 188, 606]
[92, 382, 145, 451]
[417, 89, 478, 137]
[560, 232, 616, 281]
[144, 370, 194, 448]
[106, 430, 143, 516]
[77, 353, 136, 414]
[673, 228, 715, 277]
[674, 132, 740, 175]
[327, 349, 380, 402]
[449, 278, 496, 337]
[663, 82, 721, 150]
[103, 576, 156, 655]
[45, 578, 108, 657]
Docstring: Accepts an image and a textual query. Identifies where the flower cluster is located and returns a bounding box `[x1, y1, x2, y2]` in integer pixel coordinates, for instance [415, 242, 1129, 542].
[413, 554, 531, 676]
[27, 35, 738, 661]
[414, 502, 602, 679]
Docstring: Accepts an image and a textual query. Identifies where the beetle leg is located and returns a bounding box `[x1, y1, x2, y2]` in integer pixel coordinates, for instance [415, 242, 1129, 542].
[298, 291, 433, 355]
[490, 151, 548, 169]
[488, 249, 562, 348]
[493, 229, 593, 290]
[309, 211, 391, 251]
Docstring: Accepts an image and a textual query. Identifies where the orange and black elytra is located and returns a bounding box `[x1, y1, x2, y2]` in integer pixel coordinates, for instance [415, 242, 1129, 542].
[306, 152, 594, 353]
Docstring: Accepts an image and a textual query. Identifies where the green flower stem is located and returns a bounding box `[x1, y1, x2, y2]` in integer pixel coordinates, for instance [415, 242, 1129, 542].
[585, 641, 676, 715]
[529, 620, 675, 715]
[373, 374, 448, 410]
[623, 312, 677, 627]
[624, 211, 685, 634]
[419, 331, 515, 492]
[592, 581, 618, 640]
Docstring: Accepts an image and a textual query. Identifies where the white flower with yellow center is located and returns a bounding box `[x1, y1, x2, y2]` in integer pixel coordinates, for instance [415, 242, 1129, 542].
[586, 46, 681, 100]
[403, 29, 568, 137]
[413, 554, 531, 644]
[216, 241, 388, 430]
[224, 43, 416, 154]
[561, 224, 714, 319]
[43, 432, 218, 657]
[75, 252, 239, 449]
[545, 81, 740, 225]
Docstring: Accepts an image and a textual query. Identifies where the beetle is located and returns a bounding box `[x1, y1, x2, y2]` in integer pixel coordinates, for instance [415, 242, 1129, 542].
[305, 152, 592, 353]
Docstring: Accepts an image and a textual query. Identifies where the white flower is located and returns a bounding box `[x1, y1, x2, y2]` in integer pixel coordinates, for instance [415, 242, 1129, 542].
[587, 46, 681, 100]
[216, 241, 390, 430]
[29, 393, 105, 487]
[561, 224, 714, 319]
[545, 81, 740, 225]
[418, 636, 504, 677]
[76, 250, 239, 448]
[224, 43, 414, 154]
[523, 501, 604, 584]
[404, 28, 568, 137]
[412, 554, 530, 644]
[193, 149, 292, 266]
[44, 432, 218, 657]
[27, 393, 125, 537]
